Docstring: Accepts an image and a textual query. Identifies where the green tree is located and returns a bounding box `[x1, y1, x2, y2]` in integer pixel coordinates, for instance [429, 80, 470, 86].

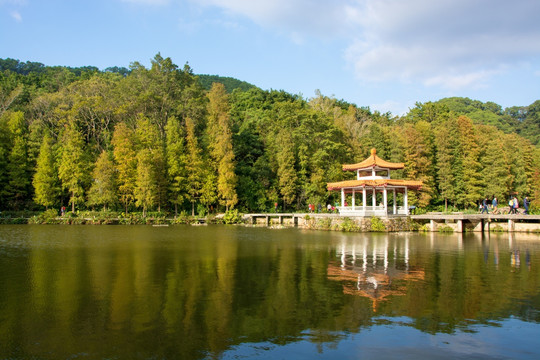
[33, 134, 59, 209]
[434, 119, 459, 210]
[457, 116, 483, 208]
[165, 116, 188, 216]
[185, 116, 204, 216]
[87, 150, 117, 210]
[112, 122, 137, 214]
[478, 126, 512, 200]
[57, 122, 91, 213]
[4, 111, 30, 209]
[207, 83, 238, 211]
[276, 130, 297, 209]
[135, 115, 167, 212]
[135, 149, 157, 217]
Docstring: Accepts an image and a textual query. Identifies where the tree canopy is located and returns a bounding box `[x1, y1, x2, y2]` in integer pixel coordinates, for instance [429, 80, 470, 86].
[1, 55, 539, 214]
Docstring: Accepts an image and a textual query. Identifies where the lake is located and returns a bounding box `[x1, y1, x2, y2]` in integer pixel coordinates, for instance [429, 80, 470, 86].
[0, 225, 539, 359]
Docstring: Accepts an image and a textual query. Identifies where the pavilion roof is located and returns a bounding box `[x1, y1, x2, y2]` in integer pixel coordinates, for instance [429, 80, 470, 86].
[327, 179, 423, 191]
[343, 148, 404, 171]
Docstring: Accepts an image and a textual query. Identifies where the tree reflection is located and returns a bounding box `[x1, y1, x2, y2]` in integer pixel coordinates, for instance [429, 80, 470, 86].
[0, 226, 539, 359]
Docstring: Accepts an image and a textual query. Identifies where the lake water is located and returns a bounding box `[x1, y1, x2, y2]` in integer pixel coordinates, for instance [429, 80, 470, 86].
[0, 225, 539, 359]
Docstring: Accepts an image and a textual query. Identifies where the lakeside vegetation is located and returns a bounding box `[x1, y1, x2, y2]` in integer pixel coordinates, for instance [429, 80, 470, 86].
[1, 54, 540, 218]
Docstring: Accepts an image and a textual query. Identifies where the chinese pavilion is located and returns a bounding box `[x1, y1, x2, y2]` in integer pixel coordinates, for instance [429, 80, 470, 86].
[327, 148, 422, 216]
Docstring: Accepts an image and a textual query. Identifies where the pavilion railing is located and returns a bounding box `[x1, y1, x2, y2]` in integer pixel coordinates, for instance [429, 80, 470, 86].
[337, 206, 408, 216]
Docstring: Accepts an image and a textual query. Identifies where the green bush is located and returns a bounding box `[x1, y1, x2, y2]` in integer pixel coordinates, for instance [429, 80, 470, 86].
[223, 209, 243, 224]
[438, 225, 454, 233]
[340, 217, 359, 232]
[370, 217, 386, 232]
[316, 218, 332, 230]
[28, 209, 60, 224]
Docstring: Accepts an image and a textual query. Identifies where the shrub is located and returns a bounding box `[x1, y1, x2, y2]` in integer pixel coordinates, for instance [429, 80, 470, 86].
[316, 218, 332, 230]
[370, 217, 386, 232]
[340, 217, 359, 232]
[438, 225, 454, 233]
[223, 209, 243, 224]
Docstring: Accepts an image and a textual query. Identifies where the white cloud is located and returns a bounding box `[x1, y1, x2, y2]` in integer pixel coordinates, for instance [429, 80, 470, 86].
[190, 0, 540, 90]
[192, 0, 357, 38]
[10, 10, 21, 22]
[120, 0, 169, 5]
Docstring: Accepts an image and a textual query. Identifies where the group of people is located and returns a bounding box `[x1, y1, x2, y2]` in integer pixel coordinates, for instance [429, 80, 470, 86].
[480, 196, 530, 214]
[307, 203, 339, 213]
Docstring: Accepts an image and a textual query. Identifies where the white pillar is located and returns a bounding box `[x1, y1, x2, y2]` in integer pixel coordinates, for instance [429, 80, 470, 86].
[393, 188, 397, 215]
[372, 188, 376, 208]
[383, 188, 387, 215]
[404, 187, 408, 215]
[363, 187, 367, 214]
[341, 188, 345, 208]
[352, 189, 356, 210]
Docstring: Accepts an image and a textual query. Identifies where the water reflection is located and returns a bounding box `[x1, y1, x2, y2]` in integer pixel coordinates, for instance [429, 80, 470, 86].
[0, 226, 539, 359]
[329, 234, 425, 312]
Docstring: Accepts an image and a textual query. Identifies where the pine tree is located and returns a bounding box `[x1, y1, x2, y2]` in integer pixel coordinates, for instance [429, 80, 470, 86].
[112, 122, 137, 214]
[33, 134, 59, 209]
[57, 123, 91, 213]
[206, 83, 238, 211]
[87, 150, 117, 211]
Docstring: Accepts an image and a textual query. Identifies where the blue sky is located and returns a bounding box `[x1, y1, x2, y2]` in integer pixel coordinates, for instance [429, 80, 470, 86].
[1, 0, 540, 115]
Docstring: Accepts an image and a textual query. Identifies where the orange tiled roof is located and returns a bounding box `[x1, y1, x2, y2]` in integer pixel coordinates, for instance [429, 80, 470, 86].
[343, 148, 404, 171]
[327, 179, 423, 191]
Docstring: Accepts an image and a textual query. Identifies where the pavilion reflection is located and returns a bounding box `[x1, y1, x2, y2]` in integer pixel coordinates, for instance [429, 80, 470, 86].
[328, 235, 424, 312]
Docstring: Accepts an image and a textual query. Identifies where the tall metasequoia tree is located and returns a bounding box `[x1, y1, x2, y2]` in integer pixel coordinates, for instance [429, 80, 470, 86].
[135, 116, 166, 212]
[457, 115, 483, 208]
[276, 130, 298, 209]
[165, 116, 188, 216]
[87, 150, 117, 211]
[185, 116, 204, 216]
[33, 134, 59, 209]
[112, 122, 137, 214]
[206, 82, 238, 211]
[57, 122, 91, 213]
[434, 118, 459, 210]
[4, 111, 30, 209]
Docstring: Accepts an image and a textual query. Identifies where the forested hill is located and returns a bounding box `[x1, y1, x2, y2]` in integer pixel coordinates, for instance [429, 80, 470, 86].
[413, 97, 540, 145]
[0, 58, 257, 94]
[197, 74, 256, 93]
[1, 54, 540, 214]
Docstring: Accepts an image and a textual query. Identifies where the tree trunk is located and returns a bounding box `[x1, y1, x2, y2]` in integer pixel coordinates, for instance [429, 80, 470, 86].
[191, 201, 195, 217]
[71, 191, 75, 213]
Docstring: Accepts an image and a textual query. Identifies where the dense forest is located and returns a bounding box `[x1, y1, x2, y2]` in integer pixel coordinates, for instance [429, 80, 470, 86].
[1, 54, 540, 215]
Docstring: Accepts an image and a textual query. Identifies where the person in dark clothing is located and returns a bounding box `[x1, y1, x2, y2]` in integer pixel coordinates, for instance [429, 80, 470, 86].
[481, 198, 489, 214]
[523, 196, 530, 215]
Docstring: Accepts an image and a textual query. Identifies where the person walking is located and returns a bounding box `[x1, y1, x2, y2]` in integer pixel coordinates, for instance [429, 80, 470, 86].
[513, 196, 519, 214]
[492, 197, 498, 214]
[523, 196, 530, 215]
[481, 197, 489, 214]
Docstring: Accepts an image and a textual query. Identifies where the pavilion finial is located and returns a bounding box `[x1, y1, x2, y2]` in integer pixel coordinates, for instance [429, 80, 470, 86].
[371, 148, 377, 156]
